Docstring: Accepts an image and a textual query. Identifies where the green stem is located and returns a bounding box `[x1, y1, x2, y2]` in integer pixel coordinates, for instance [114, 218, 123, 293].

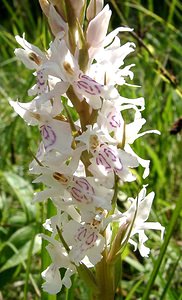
[95, 249, 115, 300]
[41, 199, 57, 300]
[23, 228, 36, 300]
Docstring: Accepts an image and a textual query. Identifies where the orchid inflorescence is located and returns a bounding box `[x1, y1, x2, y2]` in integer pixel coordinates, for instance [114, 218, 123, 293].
[10, 0, 164, 297]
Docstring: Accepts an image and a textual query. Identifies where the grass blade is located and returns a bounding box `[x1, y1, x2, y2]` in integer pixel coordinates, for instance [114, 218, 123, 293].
[142, 187, 182, 300]
[160, 254, 181, 300]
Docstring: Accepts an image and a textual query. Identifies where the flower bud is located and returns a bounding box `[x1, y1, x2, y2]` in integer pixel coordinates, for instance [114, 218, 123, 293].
[39, 1, 67, 36]
[107, 219, 130, 264]
[39, 0, 50, 17]
[86, 0, 103, 21]
[69, 0, 85, 19]
[86, 5, 111, 48]
[49, 0, 67, 20]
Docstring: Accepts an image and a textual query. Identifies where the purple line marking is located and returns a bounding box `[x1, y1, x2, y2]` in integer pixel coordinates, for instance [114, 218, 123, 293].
[77, 227, 87, 241]
[86, 232, 98, 245]
[40, 125, 56, 150]
[96, 153, 112, 170]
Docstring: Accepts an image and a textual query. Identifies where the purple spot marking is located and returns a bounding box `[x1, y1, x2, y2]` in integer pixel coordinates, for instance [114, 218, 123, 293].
[37, 70, 47, 94]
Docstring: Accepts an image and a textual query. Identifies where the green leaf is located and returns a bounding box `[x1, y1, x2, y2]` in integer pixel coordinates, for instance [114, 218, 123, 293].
[1, 171, 36, 222]
[8, 224, 37, 248]
[0, 235, 41, 273]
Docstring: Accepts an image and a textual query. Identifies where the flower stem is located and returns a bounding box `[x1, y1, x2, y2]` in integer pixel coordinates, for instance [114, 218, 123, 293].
[66, 86, 92, 131]
[95, 249, 115, 300]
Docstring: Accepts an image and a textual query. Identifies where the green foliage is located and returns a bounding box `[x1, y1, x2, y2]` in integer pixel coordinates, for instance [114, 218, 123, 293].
[0, 0, 181, 299]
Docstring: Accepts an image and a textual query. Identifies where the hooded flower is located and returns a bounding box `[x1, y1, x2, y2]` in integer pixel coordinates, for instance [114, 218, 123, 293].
[118, 187, 165, 257]
[40, 234, 76, 294]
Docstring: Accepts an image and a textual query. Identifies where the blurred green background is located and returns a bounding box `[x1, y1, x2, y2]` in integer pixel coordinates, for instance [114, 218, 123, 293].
[0, 0, 182, 299]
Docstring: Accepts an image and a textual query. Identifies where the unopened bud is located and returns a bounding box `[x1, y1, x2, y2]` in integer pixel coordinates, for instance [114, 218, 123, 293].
[86, 5, 111, 48]
[69, 0, 85, 19]
[39, 0, 50, 17]
[107, 219, 130, 264]
[49, 0, 67, 20]
[86, 0, 104, 21]
[39, 1, 67, 36]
